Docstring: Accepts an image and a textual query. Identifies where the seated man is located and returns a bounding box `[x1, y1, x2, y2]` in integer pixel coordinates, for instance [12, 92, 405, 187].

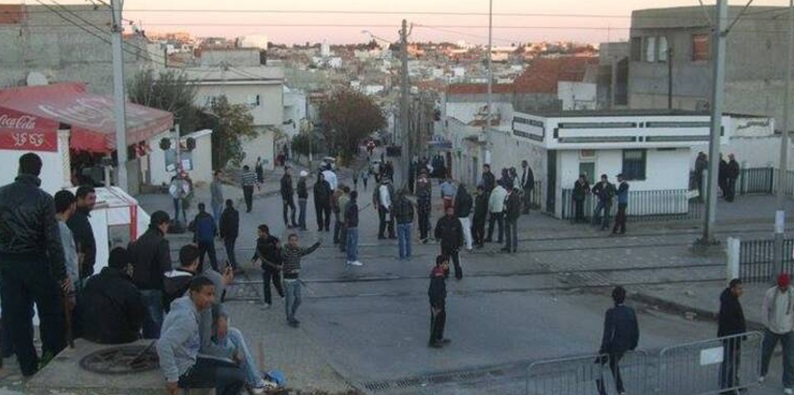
[80, 247, 146, 344]
[163, 245, 202, 311]
[156, 276, 246, 395]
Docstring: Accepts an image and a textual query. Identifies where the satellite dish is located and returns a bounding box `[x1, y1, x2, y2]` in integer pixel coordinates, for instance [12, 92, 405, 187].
[26, 72, 49, 86]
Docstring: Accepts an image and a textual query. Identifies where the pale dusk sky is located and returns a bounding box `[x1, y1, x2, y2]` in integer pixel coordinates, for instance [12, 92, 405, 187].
[2, 0, 791, 44]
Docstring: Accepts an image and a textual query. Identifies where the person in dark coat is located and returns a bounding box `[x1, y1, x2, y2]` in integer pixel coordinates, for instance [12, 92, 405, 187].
[502, 187, 521, 253]
[472, 185, 489, 248]
[718, 155, 729, 199]
[595, 286, 639, 395]
[68, 185, 97, 280]
[251, 225, 284, 309]
[128, 210, 172, 339]
[428, 255, 450, 348]
[718, 279, 747, 393]
[454, 184, 474, 251]
[162, 245, 201, 311]
[297, 171, 309, 231]
[695, 152, 708, 202]
[219, 199, 239, 271]
[190, 203, 218, 272]
[726, 154, 740, 202]
[520, 160, 535, 214]
[573, 174, 590, 223]
[591, 175, 616, 230]
[280, 166, 298, 228]
[416, 171, 433, 243]
[479, 164, 496, 193]
[80, 247, 145, 345]
[612, 175, 630, 235]
[313, 173, 332, 232]
[434, 206, 464, 280]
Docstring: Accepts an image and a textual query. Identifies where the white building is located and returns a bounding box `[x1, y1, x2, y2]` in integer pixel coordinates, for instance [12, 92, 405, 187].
[185, 66, 285, 170]
[237, 34, 269, 50]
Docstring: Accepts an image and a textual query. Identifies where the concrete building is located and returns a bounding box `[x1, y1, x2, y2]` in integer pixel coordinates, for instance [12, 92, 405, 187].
[236, 34, 269, 50]
[185, 66, 285, 170]
[199, 48, 264, 67]
[0, 4, 163, 95]
[628, 6, 793, 126]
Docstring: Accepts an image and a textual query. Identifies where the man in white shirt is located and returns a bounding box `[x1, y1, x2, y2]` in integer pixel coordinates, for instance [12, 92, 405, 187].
[485, 182, 508, 244]
[373, 179, 395, 239]
[760, 273, 794, 394]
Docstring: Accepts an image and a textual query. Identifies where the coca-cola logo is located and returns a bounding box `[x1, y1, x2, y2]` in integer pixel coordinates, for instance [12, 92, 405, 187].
[0, 114, 36, 130]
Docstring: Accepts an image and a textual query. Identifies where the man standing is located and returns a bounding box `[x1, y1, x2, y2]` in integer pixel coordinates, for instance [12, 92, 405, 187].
[281, 166, 298, 228]
[210, 170, 224, 225]
[129, 210, 172, 339]
[0, 153, 69, 376]
[435, 206, 464, 280]
[297, 170, 309, 231]
[219, 199, 239, 272]
[760, 273, 794, 393]
[241, 165, 257, 213]
[596, 286, 639, 395]
[695, 152, 708, 202]
[485, 182, 507, 243]
[68, 185, 97, 280]
[54, 190, 79, 299]
[374, 178, 396, 239]
[719, 279, 747, 393]
[393, 188, 415, 261]
[428, 255, 450, 348]
[573, 174, 590, 223]
[719, 155, 729, 199]
[313, 173, 332, 232]
[169, 175, 189, 225]
[440, 176, 456, 211]
[480, 164, 496, 194]
[156, 276, 246, 395]
[251, 225, 284, 309]
[591, 175, 615, 231]
[454, 184, 474, 252]
[280, 234, 321, 327]
[416, 170, 433, 243]
[337, 186, 351, 253]
[472, 185, 488, 248]
[191, 203, 218, 272]
[503, 187, 521, 254]
[726, 154, 740, 202]
[520, 160, 535, 215]
[345, 191, 363, 267]
[612, 174, 630, 235]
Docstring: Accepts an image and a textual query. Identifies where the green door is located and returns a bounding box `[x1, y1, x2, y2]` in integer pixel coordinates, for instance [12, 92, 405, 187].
[579, 162, 595, 183]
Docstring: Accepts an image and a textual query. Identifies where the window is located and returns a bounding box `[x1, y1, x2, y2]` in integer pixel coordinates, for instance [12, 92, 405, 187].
[692, 34, 710, 62]
[644, 36, 656, 62]
[630, 37, 642, 61]
[658, 36, 669, 62]
[202, 96, 217, 107]
[247, 94, 261, 107]
[622, 149, 647, 180]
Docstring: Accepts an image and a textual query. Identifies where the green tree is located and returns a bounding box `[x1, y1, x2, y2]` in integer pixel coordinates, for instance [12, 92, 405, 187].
[319, 88, 386, 164]
[291, 132, 321, 159]
[202, 96, 257, 169]
[127, 69, 201, 133]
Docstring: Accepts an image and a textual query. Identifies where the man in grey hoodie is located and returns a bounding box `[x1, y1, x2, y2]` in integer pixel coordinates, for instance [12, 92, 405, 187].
[156, 276, 246, 395]
[760, 273, 794, 394]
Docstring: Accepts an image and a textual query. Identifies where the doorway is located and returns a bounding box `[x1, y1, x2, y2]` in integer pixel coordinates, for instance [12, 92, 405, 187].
[579, 162, 595, 185]
[546, 151, 557, 213]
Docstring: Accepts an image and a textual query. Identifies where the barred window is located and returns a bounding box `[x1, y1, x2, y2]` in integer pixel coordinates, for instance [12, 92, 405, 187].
[622, 149, 647, 180]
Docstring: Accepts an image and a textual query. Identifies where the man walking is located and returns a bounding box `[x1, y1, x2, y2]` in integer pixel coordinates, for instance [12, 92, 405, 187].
[374, 178, 396, 239]
[485, 182, 507, 243]
[251, 225, 284, 309]
[455, 185, 474, 252]
[68, 185, 97, 280]
[595, 286, 639, 395]
[241, 165, 257, 213]
[719, 278, 747, 393]
[428, 255, 451, 349]
[520, 160, 535, 214]
[0, 153, 69, 376]
[313, 173, 332, 232]
[210, 170, 224, 225]
[503, 187, 521, 253]
[612, 174, 629, 235]
[760, 273, 794, 393]
[297, 170, 309, 231]
[592, 174, 615, 231]
[191, 203, 219, 272]
[393, 188, 415, 261]
[219, 199, 239, 272]
[280, 234, 321, 327]
[573, 174, 590, 223]
[435, 206, 464, 280]
[726, 154, 740, 202]
[416, 170, 433, 243]
[337, 186, 351, 253]
[280, 166, 298, 228]
[129, 210, 172, 339]
[472, 185, 488, 248]
[345, 191, 363, 267]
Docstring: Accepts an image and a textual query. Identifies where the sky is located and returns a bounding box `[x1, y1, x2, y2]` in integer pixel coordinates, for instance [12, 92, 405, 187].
[3, 0, 793, 44]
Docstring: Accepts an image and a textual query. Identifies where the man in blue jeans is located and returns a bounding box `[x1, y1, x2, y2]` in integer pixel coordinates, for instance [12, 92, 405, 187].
[280, 234, 321, 327]
[130, 210, 172, 339]
[392, 188, 415, 261]
[345, 191, 363, 267]
[591, 174, 615, 231]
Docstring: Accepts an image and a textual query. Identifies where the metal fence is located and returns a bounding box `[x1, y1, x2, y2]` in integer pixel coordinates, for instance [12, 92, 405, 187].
[560, 189, 703, 223]
[525, 351, 651, 395]
[657, 332, 763, 395]
[739, 238, 794, 284]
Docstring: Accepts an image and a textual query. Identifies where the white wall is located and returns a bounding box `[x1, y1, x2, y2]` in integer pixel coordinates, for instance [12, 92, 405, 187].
[558, 148, 689, 192]
[241, 126, 276, 171]
[196, 84, 283, 127]
[558, 82, 597, 110]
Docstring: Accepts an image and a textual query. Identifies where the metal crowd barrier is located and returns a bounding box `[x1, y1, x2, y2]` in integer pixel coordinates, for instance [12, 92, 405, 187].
[525, 350, 650, 395]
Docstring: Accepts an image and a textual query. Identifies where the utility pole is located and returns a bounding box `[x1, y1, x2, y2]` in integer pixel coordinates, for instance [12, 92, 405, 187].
[774, 0, 794, 279]
[667, 47, 674, 110]
[400, 19, 411, 187]
[110, 0, 128, 191]
[700, 0, 728, 245]
[484, 0, 493, 165]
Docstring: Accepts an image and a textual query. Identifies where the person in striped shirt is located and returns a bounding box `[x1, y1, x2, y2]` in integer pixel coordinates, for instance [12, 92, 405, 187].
[241, 165, 257, 213]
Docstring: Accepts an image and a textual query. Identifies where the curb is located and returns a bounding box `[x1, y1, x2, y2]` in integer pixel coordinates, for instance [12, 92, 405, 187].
[632, 292, 764, 331]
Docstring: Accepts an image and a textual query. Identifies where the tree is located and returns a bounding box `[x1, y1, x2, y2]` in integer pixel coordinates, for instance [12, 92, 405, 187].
[319, 88, 386, 164]
[291, 132, 321, 160]
[127, 69, 201, 133]
[202, 96, 257, 169]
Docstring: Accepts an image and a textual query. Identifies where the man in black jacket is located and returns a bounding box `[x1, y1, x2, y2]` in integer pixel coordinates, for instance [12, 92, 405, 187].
[251, 224, 284, 309]
[591, 175, 615, 231]
[313, 173, 332, 232]
[162, 245, 201, 310]
[281, 166, 298, 228]
[81, 247, 145, 345]
[719, 279, 747, 393]
[435, 206, 464, 280]
[392, 188, 415, 261]
[0, 153, 69, 376]
[480, 164, 496, 194]
[596, 286, 639, 395]
[520, 160, 535, 214]
[68, 185, 97, 279]
[297, 170, 309, 231]
[455, 185, 473, 252]
[129, 210, 172, 339]
[219, 200, 239, 272]
[502, 187, 521, 253]
[472, 186, 489, 249]
[726, 154, 740, 202]
[428, 255, 450, 348]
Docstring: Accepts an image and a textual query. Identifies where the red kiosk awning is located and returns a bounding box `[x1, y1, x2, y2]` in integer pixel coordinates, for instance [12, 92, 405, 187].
[0, 83, 174, 153]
